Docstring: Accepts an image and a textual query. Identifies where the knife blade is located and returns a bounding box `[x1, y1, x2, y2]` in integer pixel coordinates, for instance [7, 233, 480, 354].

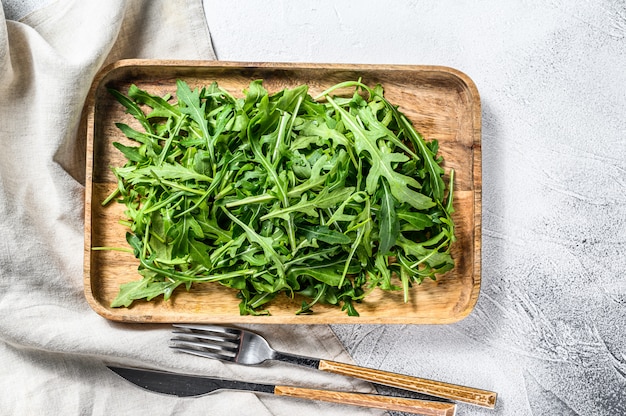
[108, 366, 456, 416]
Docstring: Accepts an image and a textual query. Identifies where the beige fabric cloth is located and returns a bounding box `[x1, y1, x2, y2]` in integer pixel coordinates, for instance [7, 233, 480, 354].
[0, 1, 380, 414]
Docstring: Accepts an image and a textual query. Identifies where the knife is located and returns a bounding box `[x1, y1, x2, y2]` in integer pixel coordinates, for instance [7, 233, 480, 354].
[108, 365, 456, 416]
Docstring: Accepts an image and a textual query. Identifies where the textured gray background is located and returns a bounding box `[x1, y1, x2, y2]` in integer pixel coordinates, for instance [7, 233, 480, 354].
[5, 1, 625, 415]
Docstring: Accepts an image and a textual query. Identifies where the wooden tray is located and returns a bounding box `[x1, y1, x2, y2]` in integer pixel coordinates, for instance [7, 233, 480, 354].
[84, 60, 481, 324]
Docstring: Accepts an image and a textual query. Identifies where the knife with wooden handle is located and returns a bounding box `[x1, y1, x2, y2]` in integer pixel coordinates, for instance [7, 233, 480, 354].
[108, 365, 456, 416]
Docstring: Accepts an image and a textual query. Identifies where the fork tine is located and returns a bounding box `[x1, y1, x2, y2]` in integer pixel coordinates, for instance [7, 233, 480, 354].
[171, 331, 240, 349]
[172, 324, 241, 338]
[170, 324, 245, 362]
[170, 345, 237, 362]
[170, 337, 238, 353]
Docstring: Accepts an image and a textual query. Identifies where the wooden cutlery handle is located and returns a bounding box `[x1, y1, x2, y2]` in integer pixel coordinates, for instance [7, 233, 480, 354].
[274, 385, 456, 416]
[319, 360, 497, 409]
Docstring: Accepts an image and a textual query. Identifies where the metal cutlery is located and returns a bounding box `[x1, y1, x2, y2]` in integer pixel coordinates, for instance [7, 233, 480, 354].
[170, 324, 497, 409]
[108, 365, 456, 416]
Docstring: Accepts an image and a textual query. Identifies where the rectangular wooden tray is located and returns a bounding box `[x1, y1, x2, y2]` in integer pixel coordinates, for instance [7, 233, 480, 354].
[84, 60, 481, 324]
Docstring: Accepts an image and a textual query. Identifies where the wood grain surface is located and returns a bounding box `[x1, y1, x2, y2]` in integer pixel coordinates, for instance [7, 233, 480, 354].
[273, 385, 457, 416]
[83, 60, 481, 324]
[318, 360, 496, 408]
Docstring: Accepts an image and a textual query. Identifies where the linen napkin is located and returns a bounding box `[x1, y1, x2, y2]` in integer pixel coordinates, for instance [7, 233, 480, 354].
[0, 1, 381, 414]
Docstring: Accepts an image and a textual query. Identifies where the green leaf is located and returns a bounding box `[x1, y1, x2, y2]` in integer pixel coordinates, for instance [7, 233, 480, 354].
[123, 162, 213, 184]
[110, 277, 150, 307]
[397, 210, 434, 231]
[113, 142, 145, 163]
[189, 238, 212, 268]
[128, 84, 180, 119]
[326, 96, 434, 210]
[378, 178, 399, 254]
[108, 88, 153, 133]
[176, 80, 213, 159]
[221, 207, 286, 277]
[446, 169, 455, 214]
[243, 80, 268, 112]
[299, 225, 351, 245]
[261, 186, 355, 221]
[115, 123, 157, 146]
[289, 261, 346, 287]
[110, 275, 183, 307]
[397, 114, 445, 203]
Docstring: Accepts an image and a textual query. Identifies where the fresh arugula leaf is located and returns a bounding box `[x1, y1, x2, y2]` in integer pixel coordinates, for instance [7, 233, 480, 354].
[299, 225, 351, 245]
[112, 142, 145, 163]
[119, 162, 213, 184]
[108, 88, 153, 134]
[260, 187, 355, 221]
[176, 80, 213, 162]
[325, 96, 435, 210]
[378, 178, 399, 254]
[127, 84, 180, 119]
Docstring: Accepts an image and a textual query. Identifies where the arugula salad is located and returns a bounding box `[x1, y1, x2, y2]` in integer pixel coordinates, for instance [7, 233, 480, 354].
[103, 79, 456, 316]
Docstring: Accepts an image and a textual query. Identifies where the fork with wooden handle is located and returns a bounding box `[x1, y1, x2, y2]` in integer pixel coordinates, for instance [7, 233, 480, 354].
[171, 324, 497, 409]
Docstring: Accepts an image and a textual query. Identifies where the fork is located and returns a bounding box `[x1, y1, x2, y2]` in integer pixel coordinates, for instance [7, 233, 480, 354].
[171, 324, 497, 409]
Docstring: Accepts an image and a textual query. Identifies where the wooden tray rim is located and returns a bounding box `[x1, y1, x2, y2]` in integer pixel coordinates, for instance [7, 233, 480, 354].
[83, 59, 482, 324]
